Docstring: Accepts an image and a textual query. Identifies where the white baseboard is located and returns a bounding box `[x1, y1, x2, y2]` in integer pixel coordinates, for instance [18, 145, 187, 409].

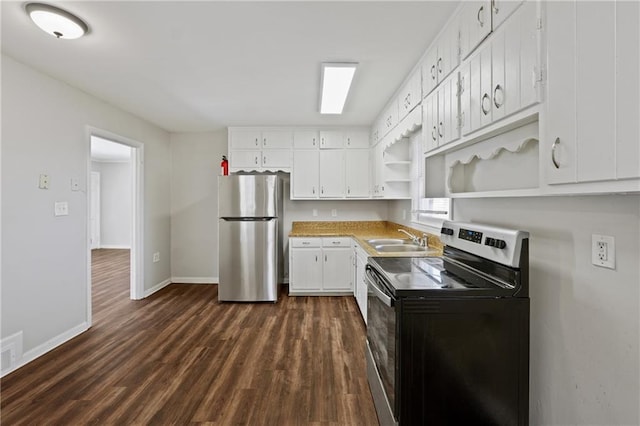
[171, 277, 218, 284]
[2, 322, 89, 378]
[144, 278, 172, 298]
[99, 245, 131, 249]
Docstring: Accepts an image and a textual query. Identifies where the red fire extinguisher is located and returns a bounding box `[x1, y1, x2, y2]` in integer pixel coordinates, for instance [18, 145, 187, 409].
[221, 155, 229, 176]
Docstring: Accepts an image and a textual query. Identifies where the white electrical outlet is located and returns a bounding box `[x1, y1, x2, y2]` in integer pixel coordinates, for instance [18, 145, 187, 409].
[592, 234, 615, 269]
[70, 178, 80, 191]
[153, 252, 160, 263]
[312, 209, 318, 217]
[331, 209, 338, 217]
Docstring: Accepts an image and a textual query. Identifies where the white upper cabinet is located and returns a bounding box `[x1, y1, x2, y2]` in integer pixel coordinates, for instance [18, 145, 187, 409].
[228, 128, 292, 171]
[344, 130, 369, 149]
[422, 18, 460, 97]
[459, 0, 493, 61]
[398, 69, 422, 120]
[319, 130, 344, 149]
[459, 2, 540, 136]
[492, 0, 524, 31]
[345, 149, 370, 198]
[319, 150, 345, 198]
[293, 130, 319, 149]
[545, 0, 640, 185]
[229, 129, 261, 150]
[423, 72, 460, 152]
[291, 150, 319, 198]
[380, 100, 399, 137]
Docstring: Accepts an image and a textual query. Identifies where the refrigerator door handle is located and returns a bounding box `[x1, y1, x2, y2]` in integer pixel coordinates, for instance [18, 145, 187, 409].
[220, 217, 275, 222]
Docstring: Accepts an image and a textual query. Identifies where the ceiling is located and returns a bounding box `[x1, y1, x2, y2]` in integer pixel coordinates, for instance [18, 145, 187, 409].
[1, 1, 459, 133]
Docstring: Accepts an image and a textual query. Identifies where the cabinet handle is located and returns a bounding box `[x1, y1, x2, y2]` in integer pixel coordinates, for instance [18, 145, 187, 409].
[255, 137, 259, 146]
[321, 186, 324, 194]
[551, 138, 560, 169]
[332, 241, 340, 245]
[315, 255, 318, 262]
[325, 255, 328, 262]
[481, 93, 491, 115]
[438, 122, 444, 138]
[263, 156, 267, 164]
[302, 241, 310, 245]
[431, 64, 436, 80]
[437, 57, 443, 74]
[312, 137, 316, 146]
[347, 137, 351, 146]
[312, 186, 316, 194]
[432, 126, 437, 141]
[493, 0, 499, 14]
[493, 84, 504, 108]
[477, 5, 485, 27]
[321, 137, 325, 146]
[255, 156, 258, 165]
[263, 137, 267, 147]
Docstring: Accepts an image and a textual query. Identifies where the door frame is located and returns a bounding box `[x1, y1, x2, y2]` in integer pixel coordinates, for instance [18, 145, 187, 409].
[90, 171, 101, 249]
[86, 126, 145, 327]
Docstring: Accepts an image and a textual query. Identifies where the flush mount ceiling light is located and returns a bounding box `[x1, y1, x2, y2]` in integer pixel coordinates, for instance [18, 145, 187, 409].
[25, 3, 88, 39]
[320, 62, 358, 114]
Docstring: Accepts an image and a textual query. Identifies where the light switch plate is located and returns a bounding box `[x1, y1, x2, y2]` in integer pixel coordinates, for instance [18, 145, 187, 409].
[54, 201, 69, 216]
[70, 178, 80, 191]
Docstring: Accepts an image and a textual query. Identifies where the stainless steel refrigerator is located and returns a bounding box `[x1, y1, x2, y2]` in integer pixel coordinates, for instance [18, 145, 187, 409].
[218, 175, 282, 302]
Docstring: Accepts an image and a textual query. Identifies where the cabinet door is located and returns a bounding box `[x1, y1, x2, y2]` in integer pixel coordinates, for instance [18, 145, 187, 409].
[319, 150, 345, 198]
[491, 30, 506, 122]
[344, 131, 369, 148]
[460, 0, 493, 60]
[320, 130, 344, 149]
[616, 0, 640, 179]
[423, 93, 438, 152]
[230, 129, 261, 150]
[438, 20, 459, 81]
[503, 12, 521, 117]
[230, 150, 260, 169]
[469, 53, 482, 133]
[293, 130, 319, 149]
[441, 73, 460, 146]
[422, 47, 439, 97]
[290, 248, 323, 291]
[292, 150, 319, 198]
[399, 70, 422, 118]
[546, 1, 577, 184]
[323, 248, 353, 291]
[261, 150, 291, 170]
[519, 1, 539, 111]
[345, 149, 370, 198]
[459, 61, 472, 136]
[479, 45, 493, 128]
[261, 130, 292, 149]
[492, 0, 523, 30]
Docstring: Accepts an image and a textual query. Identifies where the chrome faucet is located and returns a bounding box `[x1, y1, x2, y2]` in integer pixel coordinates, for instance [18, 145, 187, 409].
[398, 229, 429, 248]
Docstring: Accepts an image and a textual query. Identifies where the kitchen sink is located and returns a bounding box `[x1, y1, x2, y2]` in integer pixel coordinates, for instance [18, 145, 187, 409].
[374, 244, 427, 253]
[365, 238, 407, 245]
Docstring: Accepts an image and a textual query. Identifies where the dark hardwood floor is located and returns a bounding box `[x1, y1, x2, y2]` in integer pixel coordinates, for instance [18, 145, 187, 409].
[1, 249, 378, 425]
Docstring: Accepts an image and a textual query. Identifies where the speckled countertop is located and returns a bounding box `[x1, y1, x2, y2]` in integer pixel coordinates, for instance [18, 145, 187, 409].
[289, 221, 443, 257]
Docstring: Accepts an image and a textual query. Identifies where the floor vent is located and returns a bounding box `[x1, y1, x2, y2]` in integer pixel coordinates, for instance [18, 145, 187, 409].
[1, 331, 23, 377]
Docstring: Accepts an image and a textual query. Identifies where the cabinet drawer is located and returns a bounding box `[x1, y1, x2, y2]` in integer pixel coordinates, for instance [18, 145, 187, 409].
[322, 237, 352, 248]
[290, 238, 321, 248]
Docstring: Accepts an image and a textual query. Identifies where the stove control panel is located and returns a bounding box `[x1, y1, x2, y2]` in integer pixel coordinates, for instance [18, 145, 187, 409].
[440, 221, 529, 268]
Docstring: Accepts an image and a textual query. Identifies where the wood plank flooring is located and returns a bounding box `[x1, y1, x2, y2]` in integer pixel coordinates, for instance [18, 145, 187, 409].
[1, 249, 378, 425]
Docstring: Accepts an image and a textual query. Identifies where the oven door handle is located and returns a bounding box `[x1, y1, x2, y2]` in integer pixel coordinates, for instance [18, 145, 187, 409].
[366, 272, 394, 307]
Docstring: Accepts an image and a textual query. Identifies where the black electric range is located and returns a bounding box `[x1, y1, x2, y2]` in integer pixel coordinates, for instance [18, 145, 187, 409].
[365, 221, 530, 426]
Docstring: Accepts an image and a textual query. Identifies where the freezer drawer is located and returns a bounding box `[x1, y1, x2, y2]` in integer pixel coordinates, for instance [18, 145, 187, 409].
[219, 218, 278, 302]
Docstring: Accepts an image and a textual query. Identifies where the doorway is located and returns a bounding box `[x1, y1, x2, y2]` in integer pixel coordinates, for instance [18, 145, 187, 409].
[87, 128, 144, 326]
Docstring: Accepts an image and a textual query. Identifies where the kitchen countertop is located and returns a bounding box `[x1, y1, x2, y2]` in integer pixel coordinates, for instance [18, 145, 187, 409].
[289, 221, 443, 257]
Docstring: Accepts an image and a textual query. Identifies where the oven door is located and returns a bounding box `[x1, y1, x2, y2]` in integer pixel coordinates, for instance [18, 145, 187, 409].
[365, 264, 398, 425]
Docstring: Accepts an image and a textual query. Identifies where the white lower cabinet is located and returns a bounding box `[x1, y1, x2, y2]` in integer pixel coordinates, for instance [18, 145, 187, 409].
[289, 237, 353, 294]
[353, 243, 369, 323]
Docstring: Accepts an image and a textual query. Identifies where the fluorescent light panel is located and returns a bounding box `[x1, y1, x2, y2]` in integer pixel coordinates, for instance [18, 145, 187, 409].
[320, 63, 357, 114]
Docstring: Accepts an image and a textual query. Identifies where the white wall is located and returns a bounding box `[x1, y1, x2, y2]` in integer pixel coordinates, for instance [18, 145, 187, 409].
[389, 195, 640, 425]
[91, 161, 132, 248]
[1, 55, 172, 364]
[170, 131, 227, 282]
